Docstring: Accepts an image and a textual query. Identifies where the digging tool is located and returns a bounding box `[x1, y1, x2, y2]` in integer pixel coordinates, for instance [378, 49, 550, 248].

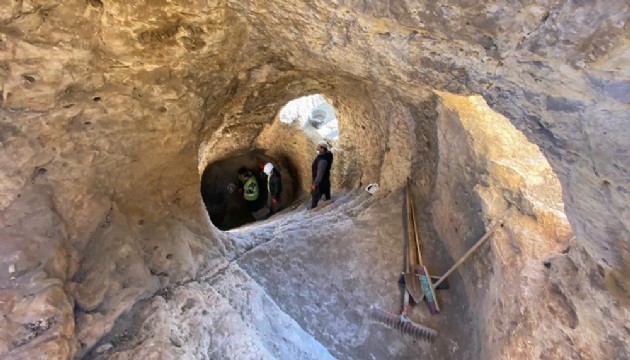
[414, 220, 503, 305]
[432, 221, 503, 290]
[398, 274, 449, 290]
[407, 181, 439, 314]
[403, 182, 424, 303]
[369, 186, 437, 343]
[370, 305, 437, 343]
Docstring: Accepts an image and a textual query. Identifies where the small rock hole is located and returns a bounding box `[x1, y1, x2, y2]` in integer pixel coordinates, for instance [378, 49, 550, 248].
[22, 75, 36, 83]
[92, 96, 101, 102]
[87, 0, 103, 8]
[542, 12, 550, 22]
[84, 121, 92, 125]
[166, 254, 173, 260]
[32, 167, 47, 181]
[597, 265, 605, 278]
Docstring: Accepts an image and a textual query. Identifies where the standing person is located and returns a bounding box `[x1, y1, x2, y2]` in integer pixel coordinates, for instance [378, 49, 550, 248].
[310, 140, 333, 209]
[237, 167, 260, 215]
[263, 162, 283, 216]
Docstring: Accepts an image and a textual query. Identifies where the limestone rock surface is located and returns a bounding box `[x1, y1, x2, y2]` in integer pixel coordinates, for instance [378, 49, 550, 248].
[0, 0, 628, 359]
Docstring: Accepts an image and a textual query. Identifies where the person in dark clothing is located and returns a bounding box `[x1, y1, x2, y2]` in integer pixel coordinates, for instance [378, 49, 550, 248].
[311, 140, 333, 209]
[263, 162, 283, 216]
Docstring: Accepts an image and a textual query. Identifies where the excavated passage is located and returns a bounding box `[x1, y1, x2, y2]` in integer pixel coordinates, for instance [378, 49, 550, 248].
[201, 150, 299, 230]
[0, 1, 628, 360]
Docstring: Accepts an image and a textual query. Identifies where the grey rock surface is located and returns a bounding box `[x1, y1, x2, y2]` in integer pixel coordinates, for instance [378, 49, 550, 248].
[0, 0, 628, 359]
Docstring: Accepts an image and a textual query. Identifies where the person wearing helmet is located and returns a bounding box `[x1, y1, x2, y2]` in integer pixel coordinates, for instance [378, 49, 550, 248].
[237, 166, 260, 215]
[263, 162, 283, 216]
[310, 139, 333, 209]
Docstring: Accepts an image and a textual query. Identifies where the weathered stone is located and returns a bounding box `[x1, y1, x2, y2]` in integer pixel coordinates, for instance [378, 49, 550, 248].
[0, 0, 628, 359]
[1, 284, 76, 359]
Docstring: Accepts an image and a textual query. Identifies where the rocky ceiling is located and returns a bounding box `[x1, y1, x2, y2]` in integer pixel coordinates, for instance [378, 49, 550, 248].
[0, 0, 628, 359]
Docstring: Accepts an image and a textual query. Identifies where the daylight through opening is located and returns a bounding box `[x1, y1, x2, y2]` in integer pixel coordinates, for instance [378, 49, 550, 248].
[279, 94, 339, 143]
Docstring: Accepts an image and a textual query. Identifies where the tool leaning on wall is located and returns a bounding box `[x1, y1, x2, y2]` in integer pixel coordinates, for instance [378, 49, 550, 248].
[370, 179, 504, 343]
[369, 181, 438, 343]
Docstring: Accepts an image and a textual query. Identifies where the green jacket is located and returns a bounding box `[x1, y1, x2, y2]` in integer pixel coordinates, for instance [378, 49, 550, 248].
[243, 177, 259, 201]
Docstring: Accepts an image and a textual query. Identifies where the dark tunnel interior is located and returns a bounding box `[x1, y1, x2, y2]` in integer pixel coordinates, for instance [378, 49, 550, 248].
[200, 150, 300, 230]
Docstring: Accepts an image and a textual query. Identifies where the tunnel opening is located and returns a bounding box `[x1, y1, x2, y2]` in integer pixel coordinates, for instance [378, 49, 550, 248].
[279, 93, 339, 143]
[247, 92, 345, 211]
[0, 1, 627, 358]
[200, 149, 299, 230]
[223, 89, 576, 359]
[197, 84, 577, 359]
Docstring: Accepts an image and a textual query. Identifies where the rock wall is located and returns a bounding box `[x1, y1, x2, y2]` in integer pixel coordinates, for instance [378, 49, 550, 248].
[0, 0, 628, 359]
[227, 0, 630, 301]
[0, 186, 76, 359]
[431, 92, 627, 359]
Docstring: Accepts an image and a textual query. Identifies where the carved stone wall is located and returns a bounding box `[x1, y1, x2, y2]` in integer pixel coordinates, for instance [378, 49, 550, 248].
[0, 0, 628, 358]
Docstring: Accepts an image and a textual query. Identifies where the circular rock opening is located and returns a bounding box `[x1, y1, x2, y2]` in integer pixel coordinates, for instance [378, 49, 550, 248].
[200, 149, 299, 230]
[1, 2, 627, 360]
[279, 94, 339, 142]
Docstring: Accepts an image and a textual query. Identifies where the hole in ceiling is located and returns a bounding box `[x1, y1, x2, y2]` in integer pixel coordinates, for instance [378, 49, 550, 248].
[279, 94, 339, 142]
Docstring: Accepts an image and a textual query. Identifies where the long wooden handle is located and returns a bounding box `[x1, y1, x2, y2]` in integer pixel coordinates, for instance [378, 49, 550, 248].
[407, 179, 422, 265]
[432, 221, 503, 289]
[409, 193, 423, 265]
[404, 183, 412, 273]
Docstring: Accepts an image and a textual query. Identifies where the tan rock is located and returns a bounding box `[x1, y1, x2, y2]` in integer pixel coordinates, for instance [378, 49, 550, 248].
[0, 1, 628, 359]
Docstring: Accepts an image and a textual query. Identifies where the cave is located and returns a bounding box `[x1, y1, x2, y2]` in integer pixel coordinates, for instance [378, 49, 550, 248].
[0, 1, 628, 360]
[200, 150, 299, 230]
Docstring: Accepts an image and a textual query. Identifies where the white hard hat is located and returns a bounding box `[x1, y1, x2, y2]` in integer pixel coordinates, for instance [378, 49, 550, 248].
[317, 140, 329, 149]
[263, 163, 274, 176]
[365, 183, 379, 195]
